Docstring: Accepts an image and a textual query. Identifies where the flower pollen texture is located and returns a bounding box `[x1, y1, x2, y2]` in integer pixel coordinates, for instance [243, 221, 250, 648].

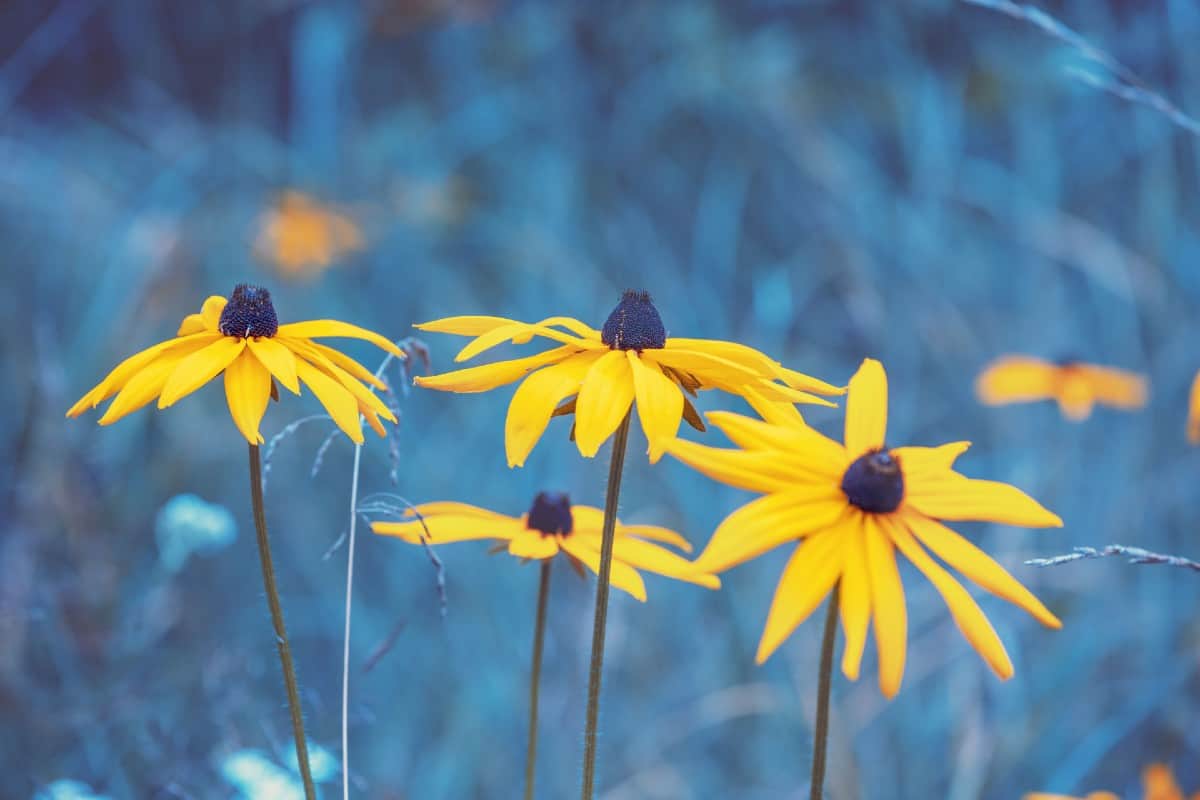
[218, 284, 279, 339]
[601, 290, 666, 351]
[841, 449, 904, 513]
[526, 491, 574, 537]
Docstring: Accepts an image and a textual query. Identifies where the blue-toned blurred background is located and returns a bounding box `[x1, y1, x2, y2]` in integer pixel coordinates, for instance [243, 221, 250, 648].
[4, 0, 1200, 797]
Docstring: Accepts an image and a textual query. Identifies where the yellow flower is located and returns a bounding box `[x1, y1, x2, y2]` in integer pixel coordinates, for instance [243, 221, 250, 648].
[666, 358, 1063, 697]
[371, 491, 720, 601]
[413, 290, 844, 466]
[976, 355, 1148, 421]
[1188, 371, 1200, 444]
[255, 191, 364, 279]
[67, 285, 404, 444]
[1025, 762, 1199, 800]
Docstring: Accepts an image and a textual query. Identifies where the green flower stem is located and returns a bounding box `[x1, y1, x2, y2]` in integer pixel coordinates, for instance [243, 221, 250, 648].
[579, 410, 632, 800]
[524, 559, 553, 800]
[248, 443, 316, 800]
[809, 586, 840, 800]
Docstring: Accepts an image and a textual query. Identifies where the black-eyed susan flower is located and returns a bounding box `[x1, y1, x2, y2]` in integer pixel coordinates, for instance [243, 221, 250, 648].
[1025, 763, 1199, 800]
[975, 355, 1148, 421]
[412, 290, 844, 465]
[667, 358, 1063, 698]
[371, 491, 719, 600]
[67, 284, 403, 444]
[255, 191, 364, 279]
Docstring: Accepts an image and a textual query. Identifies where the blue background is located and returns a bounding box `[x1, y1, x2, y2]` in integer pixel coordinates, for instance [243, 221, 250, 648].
[3, 0, 1199, 797]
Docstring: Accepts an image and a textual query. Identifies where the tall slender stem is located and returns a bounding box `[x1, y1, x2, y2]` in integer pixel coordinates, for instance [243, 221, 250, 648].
[579, 411, 632, 800]
[248, 444, 316, 800]
[524, 560, 552, 800]
[341, 442, 363, 799]
[809, 586, 840, 800]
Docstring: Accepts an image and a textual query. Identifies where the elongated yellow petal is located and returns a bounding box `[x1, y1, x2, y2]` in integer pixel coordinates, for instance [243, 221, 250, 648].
[755, 531, 846, 664]
[504, 351, 602, 467]
[645, 347, 764, 384]
[664, 338, 845, 396]
[405, 502, 514, 520]
[453, 322, 586, 363]
[276, 319, 405, 358]
[838, 518, 871, 680]
[740, 385, 809, 429]
[617, 524, 693, 552]
[97, 347, 196, 425]
[559, 536, 647, 601]
[414, 315, 520, 336]
[902, 510, 1060, 628]
[694, 488, 847, 573]
[885, 517, 1013, 681]
[295, 358, 364, 444]
[416, 346, 575, 393]
[905, 474, 1063, 528]
[891, 442, 971, 483]
[863, 514, 906, 698]
[574, 350, 636, 458]
[158, 337, 246, 408]
[247, 337, 300, 394]
[309, 342, 387, 390]
[372, 514, 521, 543]
[704, 411, 848, 479]
[664, 438, 799, 494]
[1190, 371, 1200, 445]
[508, 530, 561, 559]
[286, 339, 395, 424]
[597, 536, 718, 588]
[1075, 364, 1148, 409]
[224, 351, 272, 444]
[844, 358, 887, 456]
[67, 333, 220, 416]
[627, 351, 684, 463]
[975, 356, 1059, 405]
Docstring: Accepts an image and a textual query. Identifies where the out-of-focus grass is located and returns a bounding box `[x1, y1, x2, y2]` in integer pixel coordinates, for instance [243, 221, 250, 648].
[2, 1, 1199, 797]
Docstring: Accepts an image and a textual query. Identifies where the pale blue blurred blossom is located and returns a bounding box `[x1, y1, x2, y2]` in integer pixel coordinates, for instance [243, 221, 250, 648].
[154, 493, 237, 573]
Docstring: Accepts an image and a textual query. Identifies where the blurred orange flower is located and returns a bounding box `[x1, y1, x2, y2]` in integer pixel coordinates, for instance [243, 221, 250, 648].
[975, 355, 1147, 421]
[1188, 371, 1200, 444]
[255, 191, 364, 279]
[1025, 763, 1199, 800]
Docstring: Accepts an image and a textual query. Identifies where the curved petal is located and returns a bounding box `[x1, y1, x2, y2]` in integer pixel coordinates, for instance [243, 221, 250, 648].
[905, 474, 1063, 528]
[885, 517, 1014, 681]
[628, 352, 684, 463]
[891, 442, 971, 484]
[96, 347, 199, 425]
[295, 357, 363, 444]
[664, 438, 801, 494]
[67, 333, 221, 416]
[276, 319, 405, 358]
[844, 358, 887, 456]
[693, 488, 847, 573]
[617, 524, 693, 552]
[405, 502, 515, 520]
[372, 514, 521, 544]
[508, 530, 561, 559]
[224, 351, 272, 444]
[454, 319, 599, 363]
[754, 530, 846, 664]
[574, 350, 636, 458]
[201, 295, 227, 331]
[559, 536, 647, 601]
[415, 315, 521, 336]
[590, 535, 719, 588]
[902, 510, 1060, 628]
[286, 339, 395, 424]
[838, 519, 871, 680]
[247, 337, 300, 394]
[416, 346, 575, 394]
[1075, 364, 1148, 409]
[975, 356, 1059, 405]
[863, 513, 906, 698]
[740, 385, 809, 429]
[158, 337, 246, 408]
[309, 342, 386, 390]
[504, 351, 602, 467]
[704, 411, 848, 479]
[176, 314, 206, 336]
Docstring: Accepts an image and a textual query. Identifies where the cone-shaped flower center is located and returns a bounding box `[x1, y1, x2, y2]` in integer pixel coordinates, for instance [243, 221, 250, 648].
[601, 290, 666, 351]
[526, 491, 574, 537]
[841, 449, 904, 513]
[219, 284, 279, 339]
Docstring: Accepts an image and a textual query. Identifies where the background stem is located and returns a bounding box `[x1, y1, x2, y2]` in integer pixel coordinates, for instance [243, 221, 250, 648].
[809, 587, 840, 800]
[524, 559, 552, 800]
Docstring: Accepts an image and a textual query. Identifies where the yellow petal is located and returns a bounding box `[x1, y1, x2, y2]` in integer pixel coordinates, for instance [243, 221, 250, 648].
[201, 295, 227, 331]
[617, 524, 693, 552]
[863, 514, 906, 698]
[453, 317, 601, 362]
[405, 501, 515, 520]
[903, 510, 1061, 628]
[574, 350, 636, 458]
[646, 347, 764, 384]
[224, 351, 272, 444]
[504, 352, 601, 467]
[97, 347, 197, 425]
[67, 333, 220, 417]
[372, 513, 521, 544]
[891, 442, 971, 483]
[886, 516, 1013, 680]
[627, 352, 684, 463]
[247, 337, 301, 394]
[508, 530, 561, 559]
[309, 342, 387, 390]
[694, 488, 847, 573]
[295, 357, 364, 444]
[276, 319, 405, 358]
[1190, 371, 1200, 445]
[158, 337, 246, 408]
[176, 314, 206, 336]
[664, 338, 844, 396]
[1055, 372, 1095, 421]
[844, 358, 887, 456]
[414, 315, 521, 336]
[704, 411, 848, 479]
[1074, 364, 1148, 409]
[740, 385, 810, 429]
[838, 521, 871, 680]
[1143, 764, 1184, 800]
[416, 346, 576, 393]
[664, 438, 798, 494]
[599, 536, 719, 588]
[975, 356, 1058, 405]
[559, 536, 647, 601]
[754, 530, 846, 664]
[286, 339, 395, 423]
[905, 474, 1063, 528]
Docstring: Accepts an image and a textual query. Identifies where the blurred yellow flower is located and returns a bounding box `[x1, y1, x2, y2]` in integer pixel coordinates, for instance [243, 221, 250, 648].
[1025, 763, 1199, 800]
[255, 191, 364, 279]
[1188, 371, 1200, 444]
[413, 290, 843, 466]
[371, 491, 719, 601]
[667, 358, 1062, 697]
[975, 355, 1147, 421]
[68, 284, 403, 444]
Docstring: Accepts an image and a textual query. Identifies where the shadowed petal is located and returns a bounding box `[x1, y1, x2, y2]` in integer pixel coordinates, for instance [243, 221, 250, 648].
[276, 319, 405, 358]
[158, 337, 246, 408]
[508, 530, 561, 559]
[628, 351, 684, 463]
[574, 350, 636, 458]
[247, 337, 300, 394]
[694, 488, 846, 574]
[504, 351, 602, 467]
[559, 536, 647, 601]
[295, 358, 363, 444]
[224, 351, 272, 444]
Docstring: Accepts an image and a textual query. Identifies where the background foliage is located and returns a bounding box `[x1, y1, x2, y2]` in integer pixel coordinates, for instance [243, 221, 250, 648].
[3, 0, 1199, 797]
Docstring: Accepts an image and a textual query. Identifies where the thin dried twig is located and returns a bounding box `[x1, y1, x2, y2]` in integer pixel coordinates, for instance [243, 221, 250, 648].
[1026, 545, 1200, 573]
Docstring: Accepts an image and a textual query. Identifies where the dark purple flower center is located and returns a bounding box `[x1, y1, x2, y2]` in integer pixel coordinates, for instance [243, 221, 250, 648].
[218, 284, 279, 339]
[841, 449, 904, 513]
[601, 290, 666, 351]
[526, 491, 573, 537]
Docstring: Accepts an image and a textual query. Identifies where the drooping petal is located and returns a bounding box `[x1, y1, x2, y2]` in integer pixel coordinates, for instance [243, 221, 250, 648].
[559, 536, 648, 601]
[663, 438, 802, 494]
[740, 385, 809, 429]
[595, 536, 719, 588]
[838, 517, 871, 680]
[158, 337, 247, 408]
[247, 337, 301, 394]
[844, 358, 887, 456]
[617, 524, 693, 552]
[508, 530, 561, 559]
[415, 346, 576, 393]
[627, 351, 684, 463]
[308, 341, 386, 390]
[404, 502, 515, 520]
[891, 442, 971, 484]
[285, 339, 396, 424]
[974, 356, 1059, 405]
[663, 338, 845, 396]
[754, 530, 846, 664]
[574, 350, 636, 458]
[504, 351, 602, 467]
[224, 351, 272, 444]
[414, 315, 521, 336]
[694, 488, 847, 573]
[295, 357, 363, 444]
[372, 514, 522, 544]
[97, 347, 200, 425]
[647, 346, 765, 384]
[704, 411, 848, 479]
[863, 513, 906, 698]
[67, 333, 220, 416]
[902, 510, 1061, 628]
[276, 319, 406, 358]
[905, 474, 1063, 528]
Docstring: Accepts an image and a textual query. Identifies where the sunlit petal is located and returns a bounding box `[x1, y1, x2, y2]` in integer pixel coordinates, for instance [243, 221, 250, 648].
[504, 351, 602, 467]
[247, 337, 301, 394]
[574, 350, 636, 458]
[158, 337, 247, 408]
[754, 530, 846, 664]
[838, 518, 871, 680]
[627, 351, 684, 463]
[844, 358, 887, 456]
[694, 488, 847, 574]
[863, 513, 906, 698]
[276, 319, 406, 358]
[224, 351, 272, 444]
[295, 358, 363, 444]
[905, 474, 1063, 528]
[559, 536, 648, 601]
[416, 346, 576, 393]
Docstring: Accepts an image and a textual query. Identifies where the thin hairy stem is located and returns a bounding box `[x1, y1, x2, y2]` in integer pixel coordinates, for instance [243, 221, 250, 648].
[809, 586, 840, 800]
[579, 411, 632, 800]
[524, 560, 552, 800]
[248, 444, 315, 800]
[341, 443, 362, 799]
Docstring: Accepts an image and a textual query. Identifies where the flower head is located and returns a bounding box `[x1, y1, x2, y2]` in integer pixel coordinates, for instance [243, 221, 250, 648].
[255, 191, 364, 279]
[976, 355, 1147, 421]
[666, 358, 1063, 697]
[1025, 762, 1198, 800]
[412, 290, 844, 466]
[67, 284, 405, 445]
[371, 492, 720, 601]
